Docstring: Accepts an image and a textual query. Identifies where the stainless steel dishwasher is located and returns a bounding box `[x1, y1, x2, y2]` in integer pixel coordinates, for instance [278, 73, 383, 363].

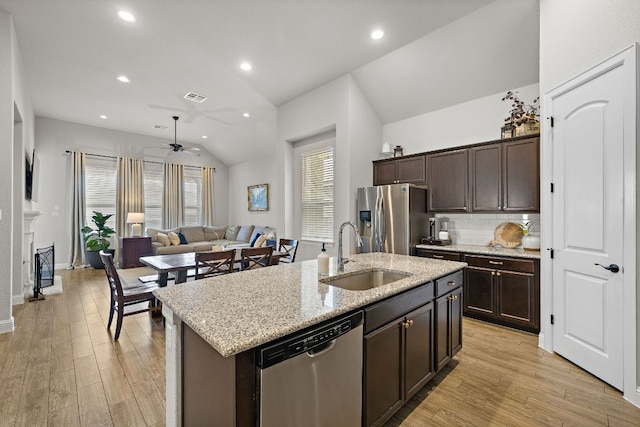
[258, 311, 363, 427]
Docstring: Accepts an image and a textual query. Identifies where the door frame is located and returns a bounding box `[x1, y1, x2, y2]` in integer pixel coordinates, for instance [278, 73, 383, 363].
[542, 44, 638, 405]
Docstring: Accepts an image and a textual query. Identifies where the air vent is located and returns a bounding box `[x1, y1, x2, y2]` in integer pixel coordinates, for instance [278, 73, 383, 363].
[184, 91, 207, 103]
[154, 125, 168, 130]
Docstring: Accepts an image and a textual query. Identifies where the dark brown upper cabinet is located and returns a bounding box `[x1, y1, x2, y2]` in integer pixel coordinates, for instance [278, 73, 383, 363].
[502, 137, 539, 211]
[427, 149, 468, 212]
[373, 155, 426, 186]
[469, 136, 539, 212]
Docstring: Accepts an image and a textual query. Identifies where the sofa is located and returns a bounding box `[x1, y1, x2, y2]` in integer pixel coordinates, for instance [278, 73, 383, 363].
[146, 225, 277, 255]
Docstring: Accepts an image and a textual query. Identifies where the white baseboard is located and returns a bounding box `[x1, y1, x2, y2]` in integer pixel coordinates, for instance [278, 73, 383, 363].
[12, 294, 24, 305]
[0, 317, 15, 334]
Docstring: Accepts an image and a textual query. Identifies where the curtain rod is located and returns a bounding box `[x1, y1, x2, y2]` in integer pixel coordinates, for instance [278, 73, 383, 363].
[64, 150, 215, 171]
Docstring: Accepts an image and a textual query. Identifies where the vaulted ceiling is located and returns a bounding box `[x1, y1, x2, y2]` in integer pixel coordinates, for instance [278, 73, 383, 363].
[0, 0, 539, 166]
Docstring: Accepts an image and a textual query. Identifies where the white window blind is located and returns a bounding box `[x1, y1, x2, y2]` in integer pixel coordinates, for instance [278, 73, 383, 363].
[143, 162, 163, 230]
[84, 156, 117, 231]
[183, 166, 202, 226]
[301, 147, 334, 242]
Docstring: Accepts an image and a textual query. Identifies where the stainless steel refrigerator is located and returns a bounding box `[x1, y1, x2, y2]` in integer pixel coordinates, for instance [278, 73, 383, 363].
[356, 184, 428, 255]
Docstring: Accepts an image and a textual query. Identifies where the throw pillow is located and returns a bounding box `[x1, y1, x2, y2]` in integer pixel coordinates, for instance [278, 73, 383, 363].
[236, 225, 255, 243]
[249, 233, 262, 247]
[225, 225, 240, 241]
[156, 232, 170, 247]
[265, 239, 277, 248]
[168, 231, 181, 246]
[253, 234, 267, 247]
[178, 232, 188, 245]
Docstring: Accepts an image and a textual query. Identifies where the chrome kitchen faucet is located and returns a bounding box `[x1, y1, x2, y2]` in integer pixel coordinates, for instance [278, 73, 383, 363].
[338, 221, 363, 272]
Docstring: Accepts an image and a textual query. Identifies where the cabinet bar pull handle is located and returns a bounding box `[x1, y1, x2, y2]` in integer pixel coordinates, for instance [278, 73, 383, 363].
[432, 255, 444, 259]
[447, 280, 456, 286]
[489, 261, 504, 265]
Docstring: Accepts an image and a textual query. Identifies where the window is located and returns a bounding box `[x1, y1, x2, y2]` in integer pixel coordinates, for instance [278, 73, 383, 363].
[301, 146, 334, 243]
[143, 162, 163, 230]
[84, 156, 117, 230]
[183, 166, 202, 226]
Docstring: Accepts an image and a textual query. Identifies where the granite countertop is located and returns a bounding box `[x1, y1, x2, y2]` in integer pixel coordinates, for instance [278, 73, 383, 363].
[415, 243, 541, 259]
[153, 252, 466, 357]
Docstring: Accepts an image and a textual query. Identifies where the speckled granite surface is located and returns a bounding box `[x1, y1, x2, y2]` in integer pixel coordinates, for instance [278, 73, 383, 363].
[415, 243, 541, 259]
[153, 252, 465, 357]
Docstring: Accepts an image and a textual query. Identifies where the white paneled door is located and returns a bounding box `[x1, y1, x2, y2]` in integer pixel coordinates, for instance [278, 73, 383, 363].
[549, 49, 633, 390]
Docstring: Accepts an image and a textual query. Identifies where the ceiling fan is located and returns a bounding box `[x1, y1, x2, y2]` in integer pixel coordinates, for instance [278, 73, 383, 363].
[148, 116, 201, 156]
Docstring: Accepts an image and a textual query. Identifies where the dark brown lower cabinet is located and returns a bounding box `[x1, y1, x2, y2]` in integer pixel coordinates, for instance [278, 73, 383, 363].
[364, 302, 435, 427]
[435, 285, 463, 371]
[464, 255, 540, 333]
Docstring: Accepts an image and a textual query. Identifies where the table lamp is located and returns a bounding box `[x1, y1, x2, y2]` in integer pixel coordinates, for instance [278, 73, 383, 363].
[126, 212, 145, 237]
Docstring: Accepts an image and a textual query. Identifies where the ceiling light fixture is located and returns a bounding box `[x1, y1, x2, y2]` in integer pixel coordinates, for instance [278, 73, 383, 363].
[116, 75, 131, 83]
[243, 112, 251, 118]
[118, 11, 136, 23]
[371, 29, 385, 40]
[240, 62, 252, 71]
[99, 115, 107, 119]
[202, 135, 208, 139]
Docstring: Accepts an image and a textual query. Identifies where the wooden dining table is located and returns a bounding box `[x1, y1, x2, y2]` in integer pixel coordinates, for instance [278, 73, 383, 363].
[139, 250, 288, 287]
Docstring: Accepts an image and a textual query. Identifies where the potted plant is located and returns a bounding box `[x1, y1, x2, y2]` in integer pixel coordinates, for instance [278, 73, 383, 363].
[501, 91, 540, 137]
[82, 211, 116, 269]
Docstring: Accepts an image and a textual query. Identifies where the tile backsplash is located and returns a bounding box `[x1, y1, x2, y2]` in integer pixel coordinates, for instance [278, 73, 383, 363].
[435, 213, 540, 246]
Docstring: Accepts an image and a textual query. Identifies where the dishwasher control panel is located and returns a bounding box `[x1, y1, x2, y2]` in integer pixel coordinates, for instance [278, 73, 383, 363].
[258, 310, 363, 369]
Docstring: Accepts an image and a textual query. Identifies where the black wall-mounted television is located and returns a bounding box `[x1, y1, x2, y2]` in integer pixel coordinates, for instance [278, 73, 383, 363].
[25, 149, 38, 201]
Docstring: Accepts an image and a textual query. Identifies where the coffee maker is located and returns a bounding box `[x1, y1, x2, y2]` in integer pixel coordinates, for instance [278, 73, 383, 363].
[421, 217, 452, 245]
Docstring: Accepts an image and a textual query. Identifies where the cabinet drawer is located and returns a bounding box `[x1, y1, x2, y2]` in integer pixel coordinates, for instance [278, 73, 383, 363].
[464, 255, 534, 273]
[365, 282, 434, 334]
[435, 270, 463, 298]
[415, 250, 462, 262]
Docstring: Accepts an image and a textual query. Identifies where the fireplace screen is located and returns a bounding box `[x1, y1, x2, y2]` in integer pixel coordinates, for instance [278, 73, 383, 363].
[33, 244, 54, 300]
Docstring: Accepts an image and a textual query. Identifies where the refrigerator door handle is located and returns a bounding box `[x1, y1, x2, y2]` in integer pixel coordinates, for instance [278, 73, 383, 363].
[376, 195, 384, 251]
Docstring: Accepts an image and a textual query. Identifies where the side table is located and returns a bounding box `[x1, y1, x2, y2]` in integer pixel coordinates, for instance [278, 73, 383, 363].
[119, 236, 152, 269]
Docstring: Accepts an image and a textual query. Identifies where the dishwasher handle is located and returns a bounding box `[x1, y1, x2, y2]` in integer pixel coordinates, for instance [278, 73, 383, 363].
[307, 339, 337, 358]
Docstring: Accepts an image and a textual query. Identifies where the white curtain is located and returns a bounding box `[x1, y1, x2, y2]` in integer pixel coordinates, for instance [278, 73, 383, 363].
[162, 163, 184, 229]
[69, 152, 87, 267]
[116, 157, 145, 261]
[201, 166, 215, 226]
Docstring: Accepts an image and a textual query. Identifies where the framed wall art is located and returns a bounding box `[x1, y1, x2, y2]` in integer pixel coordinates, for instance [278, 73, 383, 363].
[248, 183, 268, 211]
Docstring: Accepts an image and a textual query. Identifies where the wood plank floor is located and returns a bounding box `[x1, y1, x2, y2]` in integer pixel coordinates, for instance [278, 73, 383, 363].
[1, 267, 639, 426]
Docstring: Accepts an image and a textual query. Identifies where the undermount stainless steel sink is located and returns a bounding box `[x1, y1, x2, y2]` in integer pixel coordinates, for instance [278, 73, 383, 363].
[321, 269, 411, 291]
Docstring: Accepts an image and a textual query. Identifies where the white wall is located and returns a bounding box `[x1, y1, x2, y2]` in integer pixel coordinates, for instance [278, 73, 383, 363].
[227, 156, 278, 229]
[539, 0, 640, 404]
[0, 11, 35, 330]
[34, 117, 229, 268]
[383, 83, 540, 154]
[276, 75, 381, 261]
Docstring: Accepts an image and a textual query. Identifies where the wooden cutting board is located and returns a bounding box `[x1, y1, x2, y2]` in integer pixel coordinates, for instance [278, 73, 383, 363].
[488, 222, 524, 248]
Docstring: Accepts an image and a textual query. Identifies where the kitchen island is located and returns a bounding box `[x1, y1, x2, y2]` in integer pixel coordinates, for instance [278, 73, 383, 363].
[154, 252, 466, 426]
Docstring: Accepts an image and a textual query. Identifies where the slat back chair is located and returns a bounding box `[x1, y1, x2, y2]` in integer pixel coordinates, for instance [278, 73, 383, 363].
[195, 249, 236, 279]
[100, 251, 161, 341]
[240, 246, 273, 270]
[278, 238, 299, 263]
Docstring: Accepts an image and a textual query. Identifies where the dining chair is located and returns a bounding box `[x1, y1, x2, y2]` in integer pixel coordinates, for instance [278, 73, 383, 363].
[195, 249, 236, 279]
[100, 251, 161, 341]
[278, 238, 299, 263]
[240, 246, 273, 270]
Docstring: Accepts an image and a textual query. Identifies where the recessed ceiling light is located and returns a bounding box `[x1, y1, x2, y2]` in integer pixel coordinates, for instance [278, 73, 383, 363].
[243, 112, 251, 118]
[99, 115, 107, 119]
[116, 75, 131, 83]
[370, 29, 385, 40]
[201, 135, 208, 139]
[118, 11, 136, 23]
[240, 62, 252, 71]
